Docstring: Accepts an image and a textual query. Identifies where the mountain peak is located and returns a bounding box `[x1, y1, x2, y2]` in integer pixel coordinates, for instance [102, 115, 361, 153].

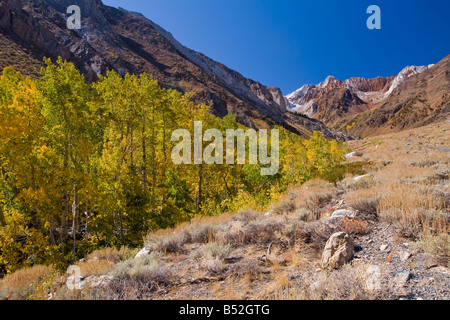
[285, 56, 449, 136]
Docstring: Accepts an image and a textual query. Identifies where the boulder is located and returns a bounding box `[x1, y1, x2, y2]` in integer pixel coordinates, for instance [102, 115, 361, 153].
[330, 209, 356, 220]
[67, 275, 114, 291]
[84, 275, 114, 289]
[321, 232, 354, 270]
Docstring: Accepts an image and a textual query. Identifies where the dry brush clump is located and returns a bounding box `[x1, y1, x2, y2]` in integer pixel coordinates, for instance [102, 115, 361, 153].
[0, 264, 56, 300]
[378, 183, 448, 239]
[287, 179, 338, 216]
[236, 218, 285, 246]
[185, 224, 220, 244]
[266, 261, 386, 300]
[412, 233, 450, 266]
[106, 252, 171, 298]
[348, 197, 380, 221]
[145, 233, 189, 255]
[85, 247, 137, 263]
[190, 242, 233, 261]
[342, 218, 371, 236]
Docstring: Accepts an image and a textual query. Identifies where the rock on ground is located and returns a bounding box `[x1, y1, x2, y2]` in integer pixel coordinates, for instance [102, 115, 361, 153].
[321, 232, 355, 270]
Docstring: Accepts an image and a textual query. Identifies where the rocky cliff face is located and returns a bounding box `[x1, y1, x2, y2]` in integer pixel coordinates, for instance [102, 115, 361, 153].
[287, 58, 449, 136]
[0, 0, 345, 139]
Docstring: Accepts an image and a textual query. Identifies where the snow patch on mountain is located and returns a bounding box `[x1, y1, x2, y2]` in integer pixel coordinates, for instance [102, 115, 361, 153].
[286, 64, 434, 115]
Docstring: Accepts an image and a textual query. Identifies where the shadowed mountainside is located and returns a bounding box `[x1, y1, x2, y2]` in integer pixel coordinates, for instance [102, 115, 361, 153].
[0, 0, 352, 140]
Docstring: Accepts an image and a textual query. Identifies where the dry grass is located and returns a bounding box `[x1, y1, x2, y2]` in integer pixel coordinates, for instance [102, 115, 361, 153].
[378, 183, 448, 238]
[346, 121, 450, 241]
[85, 247, 124, 263]
[348, 197, 380, 220]
[263, 260, 385, 300]
[0, 265, 55, 300]
[76, 260, 116, 278]
[281, 179, 337, 216]
[3, 121, 448, 300]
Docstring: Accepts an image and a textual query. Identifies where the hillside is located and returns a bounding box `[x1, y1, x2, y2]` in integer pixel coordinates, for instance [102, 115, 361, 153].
[287, 55, 450, 137]
[0, 0, 448, 302]
[2, 119, 448, 300]
[0, 0, 351, 140]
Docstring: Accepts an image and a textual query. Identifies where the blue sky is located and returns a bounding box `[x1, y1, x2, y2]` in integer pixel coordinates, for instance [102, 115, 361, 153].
[102, 0, 449, 94]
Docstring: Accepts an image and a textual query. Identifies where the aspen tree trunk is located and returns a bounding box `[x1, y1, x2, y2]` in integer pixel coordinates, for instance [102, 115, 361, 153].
[61, 149, 69, 244]
[49, 218, 56, 245]
[0, 166, 5, 226]
[196, 164, 203, 209]
[130, 123, 134, 167]
[72, 185, 79, 262]
[162, 110, 167, 165]
[151, 109, 156, 212]
[142, 124, 147, 190]
[0, 206, 6, 227]
[30, 162, 39, 229]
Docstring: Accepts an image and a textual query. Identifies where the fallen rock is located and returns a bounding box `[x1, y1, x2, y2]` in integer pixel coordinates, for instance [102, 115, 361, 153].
[135, 247, 151, 259]
[330, 209, 356, 220]
[392, 271, 411, 288]
[399, 251, 412, 262]
[85, 275, 114, 288]
[264, 210, 274, 217]
[321, 232, 354, 270]
[354, 174, 372, 182]
[66, 275, 83, 291]
[345, 151, 363, 159]
[438, 146, 450, 153]
[380, 244, 389, 252]
[366, 265, 382, 292]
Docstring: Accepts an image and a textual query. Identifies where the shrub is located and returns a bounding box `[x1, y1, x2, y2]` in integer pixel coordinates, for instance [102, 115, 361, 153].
[110, 252, 168, 283]
[146, 233, 187, 254]
[201, 257, 227, 276]
[306, 192, 334, 210]
[412, 234, 449, 263]
[294, 208, 317, 222]
[409, 159, 438, 168]
[303, 221, 339, 251]
[187, 224, 219, 244]
[233, 210, 261, 224]
[201, 242, 233, 259]
[350, 176, 375, 190]
[349, 197, 380, 220]
[342, 218, 371, 236]
[241, 219, 284, 245]
[273, 201, 295, 215]
[100, 255, 171, 300]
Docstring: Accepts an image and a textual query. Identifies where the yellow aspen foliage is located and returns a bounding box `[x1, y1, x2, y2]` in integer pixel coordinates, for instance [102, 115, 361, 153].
[0, 59, 349, 273]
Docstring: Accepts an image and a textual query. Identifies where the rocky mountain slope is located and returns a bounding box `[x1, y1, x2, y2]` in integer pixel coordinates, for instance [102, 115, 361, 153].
[0, 0, 351, 140]
[287, 56, 450, 137]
